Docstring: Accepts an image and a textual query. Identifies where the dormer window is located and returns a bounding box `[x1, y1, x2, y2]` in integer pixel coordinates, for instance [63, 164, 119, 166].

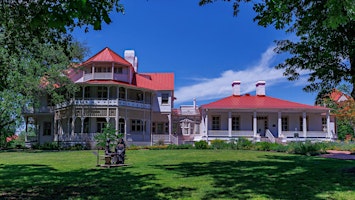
[84, 68, 92, 73]
[95, 66, 111, 73]
[114, 66, 123, 74]
[162, 93, 169, 104]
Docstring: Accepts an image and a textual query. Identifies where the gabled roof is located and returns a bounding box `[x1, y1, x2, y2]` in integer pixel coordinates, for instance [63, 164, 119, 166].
[329, 89, 351, 102]
[201, 94, 329, 111]
[82, 47, 132, 66]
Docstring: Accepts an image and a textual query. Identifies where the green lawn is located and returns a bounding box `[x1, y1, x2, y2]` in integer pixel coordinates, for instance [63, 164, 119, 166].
[1, 150, 354, 200]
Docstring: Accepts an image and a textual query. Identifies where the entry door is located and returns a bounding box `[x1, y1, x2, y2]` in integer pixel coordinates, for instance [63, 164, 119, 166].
[119, 118, 125, 134]
[257, 117, 268, 136]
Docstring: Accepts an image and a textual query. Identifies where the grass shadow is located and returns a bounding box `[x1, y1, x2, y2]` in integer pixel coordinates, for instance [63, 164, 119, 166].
[154, 154, 355, 199]
[0, 164, 195, 200]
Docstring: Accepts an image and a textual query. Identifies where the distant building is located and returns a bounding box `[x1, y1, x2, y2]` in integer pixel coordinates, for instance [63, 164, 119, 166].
[199, 81, 336, 143]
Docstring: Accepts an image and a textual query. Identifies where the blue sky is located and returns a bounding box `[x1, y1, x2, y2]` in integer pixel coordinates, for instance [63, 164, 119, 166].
[73, 0, 317, 107]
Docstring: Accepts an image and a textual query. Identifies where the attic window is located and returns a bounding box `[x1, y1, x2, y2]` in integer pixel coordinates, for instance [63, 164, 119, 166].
[162, 93, 169, 104]
[114, 67, 123, 74]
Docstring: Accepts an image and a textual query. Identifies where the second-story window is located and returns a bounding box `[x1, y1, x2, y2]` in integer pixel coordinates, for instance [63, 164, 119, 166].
[97, 86, 107, 99]
[119, 87, 125, 99]
[95, 67, 111, 73]
[162, 93, 169, 104]
[114, 67, 123, 74]
[84, 87, 91, 99]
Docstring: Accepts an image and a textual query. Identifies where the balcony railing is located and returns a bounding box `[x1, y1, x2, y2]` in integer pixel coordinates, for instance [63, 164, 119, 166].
[56, 98, 151, 110]
[23, 106, 54, 114]
[83, 73, 129, 83]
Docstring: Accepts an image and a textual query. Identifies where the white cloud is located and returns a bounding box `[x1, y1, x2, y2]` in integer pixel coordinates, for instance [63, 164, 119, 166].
[175, 46, 291, 104]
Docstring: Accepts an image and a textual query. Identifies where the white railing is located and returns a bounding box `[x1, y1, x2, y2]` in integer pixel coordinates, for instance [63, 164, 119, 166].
[231, 130, 254, 137]
[170, 134, 179, 145]
[208, 130, 229, 137]
[83, 73, 112, 81]
[208, 130, 254, 137]
[152, 134, 170, 144]
[265, 129, 275, 143]
[74, 99, 118, 106]
[83, 73, 129, 82]
[119, 100, 151, 109]
[280, 131, 332, 142]
[23, 106, 54, 113]
[58, 133, 96, 142]
[83, 73, 93, 82]
[56, 98, 151, 109]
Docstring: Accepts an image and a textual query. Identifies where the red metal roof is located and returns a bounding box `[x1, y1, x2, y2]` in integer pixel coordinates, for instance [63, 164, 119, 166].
[81, 47, 132, 66]
[135, 73, 174, 90]
[329, 89, 350, 102]
[82, 73, 174, 91]
[201, 94, 329, 111]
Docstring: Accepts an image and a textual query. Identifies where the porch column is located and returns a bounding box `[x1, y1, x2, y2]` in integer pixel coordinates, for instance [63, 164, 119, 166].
[115, 108, 119, 133]
[112, 62, 114, 79]
[107, 86, 110, 101]
[82, 86, 85, 100]
[71, 117, 76, 135]
[278, 112, 282, 137]
[253, 112, 257, 137]
[327, 111, 331, 138]
[303, 112, 307, 138]
[205, 110, 209, 140]
[67, 118, 70, 135]
[228, 112, 232, 137]
[168, 113, 172, 143]
[92, 64, 95, 79]
[81, 117, 84, 134]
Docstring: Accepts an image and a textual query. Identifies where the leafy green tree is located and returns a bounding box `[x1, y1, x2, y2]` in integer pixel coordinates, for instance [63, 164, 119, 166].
[315, 86, 355, 140]
[0, 1, 124, 145]
[199, 0, 355, 96]
[94, 123, 123, 150]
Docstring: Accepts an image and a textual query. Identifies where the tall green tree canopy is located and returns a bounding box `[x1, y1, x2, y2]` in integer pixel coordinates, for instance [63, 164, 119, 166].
[200, 0, 355, 96]
[0, 0, 124, 143]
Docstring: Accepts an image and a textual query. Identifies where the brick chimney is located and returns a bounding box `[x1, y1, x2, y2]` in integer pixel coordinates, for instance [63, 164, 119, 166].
[124, 50, 138, 72]
[232, 81, 241, 96]
[256, 81, 266, 96]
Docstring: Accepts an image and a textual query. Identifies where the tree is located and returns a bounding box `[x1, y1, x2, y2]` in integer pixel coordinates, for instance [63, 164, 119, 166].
[94, 123, 122, 150]
[337, 99, 355, 140]
[0, 1, 125, 146]
[315, 86, 354, 140]
[199, 0, 355, 96]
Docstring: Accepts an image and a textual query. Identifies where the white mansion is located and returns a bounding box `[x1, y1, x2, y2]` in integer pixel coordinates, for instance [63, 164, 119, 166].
[23, 48, 336, 148]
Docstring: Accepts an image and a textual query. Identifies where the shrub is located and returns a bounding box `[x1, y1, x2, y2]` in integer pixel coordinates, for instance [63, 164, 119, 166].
[270, 143, 289, 152]
[254, 142, 272, 151]
[39, 142, 59, 150]
[210, 139, 228, 149]
[167, 144, 193, 149]
[147, 145, 167, 150]
[156, 139, 165, 146]
[236, 137, 253, 150]
[287, 141, 325, 156]
[194, 140, 208, 149]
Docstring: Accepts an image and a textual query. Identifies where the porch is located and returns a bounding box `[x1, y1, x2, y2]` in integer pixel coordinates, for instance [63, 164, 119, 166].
[55, 132, 176, 148]
[204, 129, 334, 143]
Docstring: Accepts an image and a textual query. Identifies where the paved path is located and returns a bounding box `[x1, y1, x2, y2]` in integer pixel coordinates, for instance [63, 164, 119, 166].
[319, 150, 355, 160]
